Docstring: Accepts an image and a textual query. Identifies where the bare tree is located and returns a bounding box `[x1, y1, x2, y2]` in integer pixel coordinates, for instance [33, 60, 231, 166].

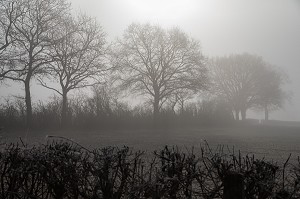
[254, 65, 288, 120]
[1, 0, 69, 127]
[0, 0, 15, 52]
[38, 15, 107, 126]
[210, 53, 265, 120]
[0, 0, 21, 80]
[88, 84, 118, 119]
[113, 23, 208, 123]
[166, 90, 195, 115]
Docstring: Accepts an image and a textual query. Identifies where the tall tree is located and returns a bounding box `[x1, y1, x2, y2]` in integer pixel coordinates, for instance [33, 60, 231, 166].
[38, 15, 107, 126]
[210, 53, 265, 120]
[254, 65, 288, 120]
[113, 23, 208, 123]
[1, 0, 69, 127]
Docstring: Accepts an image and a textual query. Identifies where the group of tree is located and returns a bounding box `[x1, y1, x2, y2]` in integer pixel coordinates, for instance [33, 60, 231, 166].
[0, 0, 108, 127]
[210, 53, 288, 121]
[0, 0, 288, 129]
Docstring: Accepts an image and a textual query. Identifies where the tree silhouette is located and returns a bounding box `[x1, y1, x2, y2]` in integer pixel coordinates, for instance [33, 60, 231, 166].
[113, 23, 208, 124]
[1, 0, 69, 127]
[0, 0, 21, 80]
[211, 53, 266, 120]
[254, 65, 288, 120]
[0, 0, 15, 52]
[38, 14, 107, 126]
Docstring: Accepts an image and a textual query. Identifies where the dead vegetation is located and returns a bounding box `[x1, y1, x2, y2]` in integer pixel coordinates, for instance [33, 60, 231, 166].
[0, 139, 299, 198]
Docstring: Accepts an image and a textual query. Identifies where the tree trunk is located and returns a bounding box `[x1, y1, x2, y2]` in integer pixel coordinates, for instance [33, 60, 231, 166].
[264, 105, 269, 121]
[180, 100, 184, 115]
[171, 101, 177, 115]
[61, 91, 68, 127]
[24, 79, 32, 128]
[153, 95, 160, 125]
[241, 108, 247, 121]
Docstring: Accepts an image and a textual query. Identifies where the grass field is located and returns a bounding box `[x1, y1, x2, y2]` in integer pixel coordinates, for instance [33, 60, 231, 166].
[2, 123, 300, 164]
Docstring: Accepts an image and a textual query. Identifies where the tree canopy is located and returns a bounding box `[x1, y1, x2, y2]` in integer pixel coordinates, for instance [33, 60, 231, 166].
[38, 14, 107, 125]
[211, 53, 287, 120]
[113, 23, 208, 122]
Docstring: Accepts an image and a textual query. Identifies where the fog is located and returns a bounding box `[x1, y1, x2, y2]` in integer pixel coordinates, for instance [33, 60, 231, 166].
[1, 1, 300, 196]
[1, 0, 299, 121]
[71, 0, 300, 121]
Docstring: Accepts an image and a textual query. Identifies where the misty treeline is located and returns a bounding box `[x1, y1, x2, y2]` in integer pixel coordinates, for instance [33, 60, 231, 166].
[0, 0, 288, 129]
[0, 87, 233, 129]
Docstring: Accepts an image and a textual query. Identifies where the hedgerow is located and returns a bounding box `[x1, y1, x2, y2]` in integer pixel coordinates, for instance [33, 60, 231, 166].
[0, 140, 299, 198]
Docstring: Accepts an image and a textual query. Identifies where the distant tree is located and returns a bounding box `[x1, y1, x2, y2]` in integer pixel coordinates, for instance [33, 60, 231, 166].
[210, 53, 266, 120]
[165, 93, 180, 115]
[38, 15, 107, 126]
[166, 90, 195, 115]
[254, 65, 288, 120]
[176, 90, 195, 115]
[1, 0, 69, 127]
[89, 84, 113, 119]
[113, 23, 208, 123]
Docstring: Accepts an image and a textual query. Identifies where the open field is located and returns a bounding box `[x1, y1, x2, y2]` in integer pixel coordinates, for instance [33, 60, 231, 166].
[2, 123, 300, 164]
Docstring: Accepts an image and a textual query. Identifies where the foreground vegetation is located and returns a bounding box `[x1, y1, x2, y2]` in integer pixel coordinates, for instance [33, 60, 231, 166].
[0, 140, 300, 198]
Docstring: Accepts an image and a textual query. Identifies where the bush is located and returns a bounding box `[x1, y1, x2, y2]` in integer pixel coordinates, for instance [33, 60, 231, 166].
[0, 140, 299, 198]
[0, 95, 235, 130]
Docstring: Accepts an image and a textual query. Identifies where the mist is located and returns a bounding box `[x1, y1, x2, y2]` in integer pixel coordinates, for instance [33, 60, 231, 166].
[2, 0, 300, 120]
[1, 0, 300, 197]
[71, 0, 300, 121]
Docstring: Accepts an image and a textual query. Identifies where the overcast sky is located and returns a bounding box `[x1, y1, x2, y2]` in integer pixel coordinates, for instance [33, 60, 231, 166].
[1, 0, 300, 121]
